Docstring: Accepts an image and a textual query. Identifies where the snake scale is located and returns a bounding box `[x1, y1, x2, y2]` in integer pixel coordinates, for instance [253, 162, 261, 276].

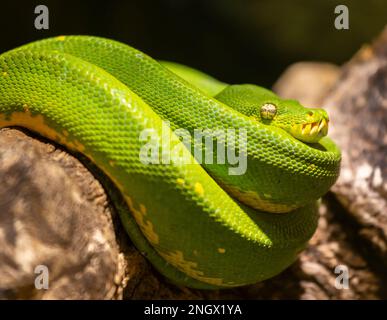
[0, 36, 340, 289]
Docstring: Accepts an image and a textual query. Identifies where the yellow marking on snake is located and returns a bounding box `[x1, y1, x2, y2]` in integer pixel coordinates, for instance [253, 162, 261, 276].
[218, 248, 226, 254]
[124, 196, 159, 245]
[176, 178, 185, 186]
[56, 36, 66, 41]
[194, 182, 204, 196]
[226, 184, 297, 213]
[158, 249, 232, 286]
[0, 111, 85, 152]
[125, 194, 231, 286]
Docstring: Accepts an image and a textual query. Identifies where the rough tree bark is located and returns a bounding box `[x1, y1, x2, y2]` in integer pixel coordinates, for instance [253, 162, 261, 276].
[0, 27, 386, 299]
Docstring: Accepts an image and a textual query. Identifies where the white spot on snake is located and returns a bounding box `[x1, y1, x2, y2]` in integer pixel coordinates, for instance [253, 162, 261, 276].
[135, 52, 144, 59]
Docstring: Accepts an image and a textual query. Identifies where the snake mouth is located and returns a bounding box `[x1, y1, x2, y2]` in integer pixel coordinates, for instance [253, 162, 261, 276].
[301, 118, 328, 136]
[291, 118, 329, 143]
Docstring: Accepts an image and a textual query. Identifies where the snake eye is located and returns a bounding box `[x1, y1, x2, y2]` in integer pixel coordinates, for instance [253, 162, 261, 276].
[260, 103, 277, 120]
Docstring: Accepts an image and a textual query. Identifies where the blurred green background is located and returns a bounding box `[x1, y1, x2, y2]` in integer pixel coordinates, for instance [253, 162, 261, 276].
[1, 0, 386, 86]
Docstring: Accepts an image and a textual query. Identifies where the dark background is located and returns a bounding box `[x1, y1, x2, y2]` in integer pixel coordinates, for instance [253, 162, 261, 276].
[0, 0, 386, 87]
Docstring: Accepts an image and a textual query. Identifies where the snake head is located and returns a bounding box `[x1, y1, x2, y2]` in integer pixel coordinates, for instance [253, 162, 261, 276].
[259, 100, 329, 143]
[215, 84, 329, 144]
[260, 100, 329, 143]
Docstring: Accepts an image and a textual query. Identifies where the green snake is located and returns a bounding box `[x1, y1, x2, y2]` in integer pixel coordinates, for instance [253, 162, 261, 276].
[0, 36, 340, 289]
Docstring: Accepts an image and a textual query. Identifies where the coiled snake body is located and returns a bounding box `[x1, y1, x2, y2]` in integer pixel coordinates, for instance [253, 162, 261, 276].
[0, 36, 340, 289]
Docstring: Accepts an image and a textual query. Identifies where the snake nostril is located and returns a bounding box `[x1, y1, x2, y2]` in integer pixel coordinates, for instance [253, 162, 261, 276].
[307, 111, 313, 116]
